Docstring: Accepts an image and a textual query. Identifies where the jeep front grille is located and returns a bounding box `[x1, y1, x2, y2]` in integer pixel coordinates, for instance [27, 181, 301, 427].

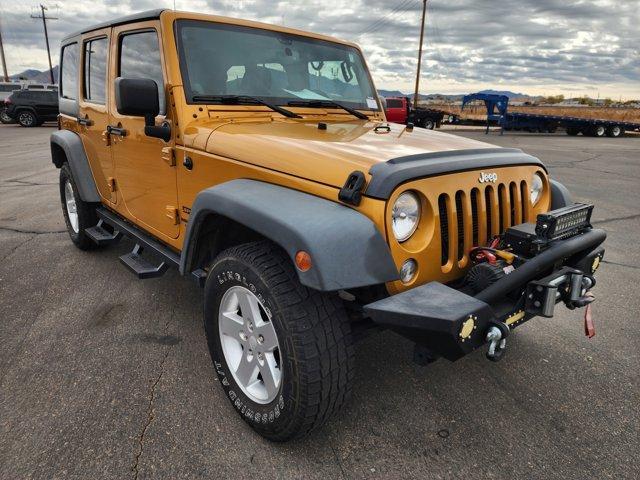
[438, 181, 529, 267]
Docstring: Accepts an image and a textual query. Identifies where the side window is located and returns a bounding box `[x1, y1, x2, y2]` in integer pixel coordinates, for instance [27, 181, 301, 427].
[61, 43, 79, 100]
[84, 37, 108, 104]
[119, 30, 165, 114]
[386, 99, 403, 108]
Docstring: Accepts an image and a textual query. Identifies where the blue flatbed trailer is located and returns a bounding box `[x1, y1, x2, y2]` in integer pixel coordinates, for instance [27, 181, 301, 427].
[462, 93, 640, 138]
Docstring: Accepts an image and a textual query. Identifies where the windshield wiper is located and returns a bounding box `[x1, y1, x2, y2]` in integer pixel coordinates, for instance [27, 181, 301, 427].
[192, 95, 301, 118]
[287, 100, 370, 120]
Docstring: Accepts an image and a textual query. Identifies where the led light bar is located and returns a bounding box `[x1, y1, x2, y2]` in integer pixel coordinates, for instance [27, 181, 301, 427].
[535, 203, 594, 241]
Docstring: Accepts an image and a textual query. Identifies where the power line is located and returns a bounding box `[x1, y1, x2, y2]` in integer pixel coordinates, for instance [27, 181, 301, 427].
[360, 0, 418, 35]
[31, 4, 58, 84]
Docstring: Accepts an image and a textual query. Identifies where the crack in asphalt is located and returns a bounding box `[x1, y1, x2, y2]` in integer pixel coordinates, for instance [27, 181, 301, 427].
[0, 179, 57, 187]
[0, 233, 35, 262]
[592, 213, 640, 226]
[602, 260, 640, 270]
[330, 445, 349, 479]
[0, 225, 66, 235]
[546, 152, 640, 180]
[132, 304, 177, 480]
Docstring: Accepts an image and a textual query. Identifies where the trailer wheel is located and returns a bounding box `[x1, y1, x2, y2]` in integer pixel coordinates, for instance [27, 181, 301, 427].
[566, 127, 580, 136]
[606, 125, 623, 138]
[591, 125, 606, 137]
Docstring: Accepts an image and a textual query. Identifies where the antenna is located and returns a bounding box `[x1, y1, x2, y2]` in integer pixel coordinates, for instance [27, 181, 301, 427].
[31, 4, 58, 84]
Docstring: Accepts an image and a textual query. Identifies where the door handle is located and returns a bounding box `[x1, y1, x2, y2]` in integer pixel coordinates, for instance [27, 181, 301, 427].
[77, 116, 93, 127]
[106, 125, 127, 137]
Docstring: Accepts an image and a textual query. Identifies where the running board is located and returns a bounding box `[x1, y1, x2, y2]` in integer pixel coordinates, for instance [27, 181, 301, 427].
[96, 207, 180, 280]
[120, 244, 168, 279]
[86, 219, 122, 246]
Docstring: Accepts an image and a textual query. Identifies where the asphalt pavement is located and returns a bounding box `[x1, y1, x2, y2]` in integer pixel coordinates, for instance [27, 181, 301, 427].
[0, 123, 638, 479]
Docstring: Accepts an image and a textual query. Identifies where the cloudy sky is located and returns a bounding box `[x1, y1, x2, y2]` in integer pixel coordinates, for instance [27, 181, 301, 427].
[0, 0, 638, 98]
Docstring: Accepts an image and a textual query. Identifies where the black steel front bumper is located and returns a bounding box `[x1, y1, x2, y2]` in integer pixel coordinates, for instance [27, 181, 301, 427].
[364, 228, 606, 361]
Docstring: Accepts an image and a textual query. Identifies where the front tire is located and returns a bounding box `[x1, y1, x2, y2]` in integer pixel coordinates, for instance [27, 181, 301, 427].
[204, 241, 355, 441]
[59, 163, 98, 250]
[17, 110, 38, 127]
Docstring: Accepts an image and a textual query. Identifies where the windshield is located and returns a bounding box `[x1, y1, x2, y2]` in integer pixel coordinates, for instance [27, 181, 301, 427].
[176, 20, 380, 111]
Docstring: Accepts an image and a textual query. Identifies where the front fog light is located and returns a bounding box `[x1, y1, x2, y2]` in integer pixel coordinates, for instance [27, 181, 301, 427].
[400, 259, 417, 284]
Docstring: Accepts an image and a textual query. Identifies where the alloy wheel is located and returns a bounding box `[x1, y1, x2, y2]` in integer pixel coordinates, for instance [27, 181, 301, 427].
[218, 285, 282, 404]
[64, 180, 79, 233]
[18, 112, 34, 127]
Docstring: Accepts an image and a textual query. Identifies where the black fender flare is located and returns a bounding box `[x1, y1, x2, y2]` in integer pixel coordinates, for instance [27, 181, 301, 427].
[181, 179, 399, 291]
[50, 130, 100, 203]
[550, 179, 573, 209]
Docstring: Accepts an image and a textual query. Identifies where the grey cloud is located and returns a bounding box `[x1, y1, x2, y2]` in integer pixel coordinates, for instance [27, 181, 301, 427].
[0, 0, 637, 96]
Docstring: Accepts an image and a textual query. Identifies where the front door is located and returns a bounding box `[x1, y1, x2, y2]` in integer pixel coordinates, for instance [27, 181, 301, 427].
[79, 29, 115, 204]
[109, 23, 179, 240]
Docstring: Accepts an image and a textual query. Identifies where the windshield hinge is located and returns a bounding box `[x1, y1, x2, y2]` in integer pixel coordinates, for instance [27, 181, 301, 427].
[339, 171, 366, 206]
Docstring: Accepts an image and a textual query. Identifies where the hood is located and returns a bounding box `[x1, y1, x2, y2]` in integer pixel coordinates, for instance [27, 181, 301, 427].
[188, 117, 497, 189]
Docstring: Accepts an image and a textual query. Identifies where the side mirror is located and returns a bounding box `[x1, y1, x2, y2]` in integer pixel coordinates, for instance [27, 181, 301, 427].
[114, 77, 170, 142]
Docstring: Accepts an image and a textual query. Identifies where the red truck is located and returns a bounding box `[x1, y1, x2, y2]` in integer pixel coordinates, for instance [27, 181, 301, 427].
[383, 96, 457, 130]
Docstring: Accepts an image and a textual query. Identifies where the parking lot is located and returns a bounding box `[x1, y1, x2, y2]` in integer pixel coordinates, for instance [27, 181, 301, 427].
[0, 123, 638, 479]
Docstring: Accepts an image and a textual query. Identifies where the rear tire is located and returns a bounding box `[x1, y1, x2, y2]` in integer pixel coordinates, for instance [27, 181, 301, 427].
[204, 240, 355, 441]
[606, 125, 623, 137]
[59, 163, 98, 250]
[424, 119, 435, 130]
[17, 110, 38, 128]
[566, 127, 580, 136]
[590, 124, 606, 137]
[0, 109, 14, 124]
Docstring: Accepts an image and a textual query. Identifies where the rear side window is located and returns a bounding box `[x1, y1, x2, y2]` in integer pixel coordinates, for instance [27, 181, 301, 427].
[61, 43, 79, 100]
[0, 84, 18, 92]
[84, 37, 108, 104]
[386, 99, 403, 108]
[119, 30, 165, 114]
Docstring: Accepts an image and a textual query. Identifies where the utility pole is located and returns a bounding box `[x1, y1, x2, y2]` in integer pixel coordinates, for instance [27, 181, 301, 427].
[31, 4, 58, 84]
[413, 0, 427, 106]
[0, 18, 9, 82]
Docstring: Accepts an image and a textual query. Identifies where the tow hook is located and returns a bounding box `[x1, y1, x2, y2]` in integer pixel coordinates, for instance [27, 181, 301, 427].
[485, 322, 509, 362]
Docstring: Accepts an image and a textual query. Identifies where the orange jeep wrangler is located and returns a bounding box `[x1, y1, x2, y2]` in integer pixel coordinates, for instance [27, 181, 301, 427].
[51, 9, 605, 441]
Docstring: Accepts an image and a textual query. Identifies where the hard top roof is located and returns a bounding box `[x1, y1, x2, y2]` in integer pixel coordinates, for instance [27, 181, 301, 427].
[62, 9, 165, 43]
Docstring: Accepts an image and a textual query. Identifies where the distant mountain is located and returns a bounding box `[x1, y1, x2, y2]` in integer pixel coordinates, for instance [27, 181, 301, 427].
[10, 66, 59, 84]
[378, 89, 533, 101]
[476, 89, 528, 99]
[378, 89, 406, 98]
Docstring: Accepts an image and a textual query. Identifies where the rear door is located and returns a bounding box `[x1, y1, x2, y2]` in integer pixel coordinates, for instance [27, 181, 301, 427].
[109, 23, 179, 240]
[79, 28, 116, 204]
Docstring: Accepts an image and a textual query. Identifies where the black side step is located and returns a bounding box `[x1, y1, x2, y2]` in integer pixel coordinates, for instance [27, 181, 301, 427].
[96, 207, 180, 280]
[86, 219, 122, 246]
[120, 244, 169, 279]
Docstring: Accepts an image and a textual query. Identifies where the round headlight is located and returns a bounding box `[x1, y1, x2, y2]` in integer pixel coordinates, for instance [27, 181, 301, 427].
[530, 173, 544, 205]
[392, 191, 420, 242]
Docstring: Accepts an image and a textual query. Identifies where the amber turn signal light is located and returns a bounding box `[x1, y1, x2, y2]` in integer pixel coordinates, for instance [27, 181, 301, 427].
[295, 251, 312, 272]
